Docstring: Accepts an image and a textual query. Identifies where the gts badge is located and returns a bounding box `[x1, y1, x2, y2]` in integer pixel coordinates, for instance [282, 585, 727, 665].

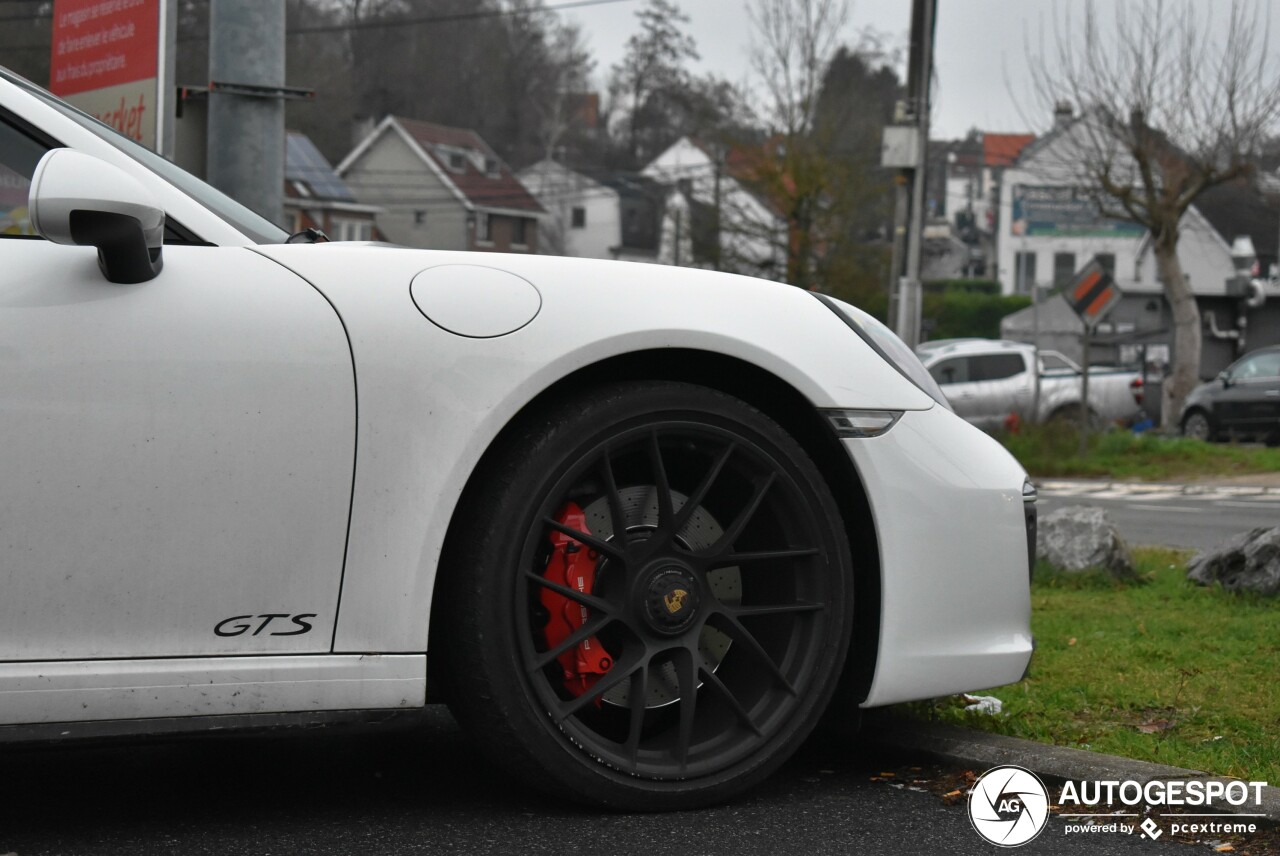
[215, 613, 317, 637]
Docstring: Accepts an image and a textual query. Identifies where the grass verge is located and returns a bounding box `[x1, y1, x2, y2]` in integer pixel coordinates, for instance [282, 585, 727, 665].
[907, 547, 1280, 781]
[1001, 421, 1280, 480]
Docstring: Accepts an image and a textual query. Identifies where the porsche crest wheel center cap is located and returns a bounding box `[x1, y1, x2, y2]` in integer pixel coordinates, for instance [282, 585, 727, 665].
[642, 566, 700, 634]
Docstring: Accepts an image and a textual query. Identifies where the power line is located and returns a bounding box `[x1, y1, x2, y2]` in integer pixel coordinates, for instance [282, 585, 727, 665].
[289, 0, 636, 36]
[0, 0, 635, 29]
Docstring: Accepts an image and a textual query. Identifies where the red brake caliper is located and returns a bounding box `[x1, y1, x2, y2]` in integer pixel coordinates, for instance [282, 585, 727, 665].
[541, 502, 613, 698]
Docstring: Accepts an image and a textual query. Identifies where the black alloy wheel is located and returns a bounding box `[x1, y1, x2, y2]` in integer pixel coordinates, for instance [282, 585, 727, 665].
[439, 382, 854, 810]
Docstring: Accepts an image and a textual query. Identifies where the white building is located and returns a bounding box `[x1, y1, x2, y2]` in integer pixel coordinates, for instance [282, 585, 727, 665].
[517, 159, 621, 259]
[642, 137, 786, 279]
[996, 112, 1256, 300]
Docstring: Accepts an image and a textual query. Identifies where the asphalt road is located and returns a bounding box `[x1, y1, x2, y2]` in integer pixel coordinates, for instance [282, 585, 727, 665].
[0, 707, 1202, 856]
[1038, 482, 1280, 551]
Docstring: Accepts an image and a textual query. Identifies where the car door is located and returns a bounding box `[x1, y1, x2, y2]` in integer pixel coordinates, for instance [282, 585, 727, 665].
[970, 352, 1032, 426]
[928, 355, 987, 424]
[0, 119, 355, 662]
[1222, 351, 1280, 434]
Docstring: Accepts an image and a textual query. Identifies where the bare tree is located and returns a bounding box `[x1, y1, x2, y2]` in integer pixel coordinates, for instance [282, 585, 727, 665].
[748, 0, 847, 139]
[740, 0, 851, 288]
[1026, 0, 1280, 428]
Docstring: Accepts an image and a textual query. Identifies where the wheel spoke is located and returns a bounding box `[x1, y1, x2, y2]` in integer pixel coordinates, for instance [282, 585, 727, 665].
[670, 441, 736, 535]
[529, 611, 616, 672]
[674, 648, 698, 771]
[624, 662, 650, 765]
[698, 662, 763, 737]
[543, 516, 627, 562]
[598, 447, 630, 545]
[523, 571, 614, 615]
[554, 654, 644, 720]
[706, 472, 777, 558]
[647, 431, 674, 529]
[713, 611, 797, 695]
[728, 602, 824, 619]
[713, 546, 820, 567]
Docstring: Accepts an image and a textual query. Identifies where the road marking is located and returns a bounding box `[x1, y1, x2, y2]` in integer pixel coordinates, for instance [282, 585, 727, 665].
[1214, 500, 1280, 509]
[1128, 504, 1199, 513]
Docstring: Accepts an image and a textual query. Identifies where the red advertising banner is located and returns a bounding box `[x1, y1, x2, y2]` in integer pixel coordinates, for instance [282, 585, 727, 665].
[50, 0, 159, 96]
[49, 0, 161, 147]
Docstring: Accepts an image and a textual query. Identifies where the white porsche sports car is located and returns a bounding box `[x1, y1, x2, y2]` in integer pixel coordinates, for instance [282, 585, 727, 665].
[0, 68, 1034, 810]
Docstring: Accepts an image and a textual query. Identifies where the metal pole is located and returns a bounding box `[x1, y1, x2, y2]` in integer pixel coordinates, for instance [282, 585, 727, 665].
[888, 173, 909, 328]
[1030, 249, 1041, 423]
[899, 0, 936, 349]
[207, 0, 286, 227]
[1079, 328, 1091, 456]
[156, 0, 177, 158]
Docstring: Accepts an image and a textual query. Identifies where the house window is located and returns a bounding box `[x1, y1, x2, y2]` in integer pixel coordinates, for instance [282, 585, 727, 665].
[414, 210, 427, 227]
[333, 219, 374, 241]
[1095, 253, 1116, 276]
[1053, 252, 1076, 287]
[512, 217, 528, 247]
[571, 206, 586, 229]
[476, 212, 492, 243]
[1014, 251, 1037, 295]
[332, 218, 373, 241]
[448, 152, 466, 173]
[484, 157, 500, 177]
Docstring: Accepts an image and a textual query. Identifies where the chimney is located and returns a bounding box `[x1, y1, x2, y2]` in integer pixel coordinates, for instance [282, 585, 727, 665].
[1053, 100, 1074, 129]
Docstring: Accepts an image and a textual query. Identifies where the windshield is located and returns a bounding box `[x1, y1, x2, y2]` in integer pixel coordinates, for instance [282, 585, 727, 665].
[3, 69, 287, 244]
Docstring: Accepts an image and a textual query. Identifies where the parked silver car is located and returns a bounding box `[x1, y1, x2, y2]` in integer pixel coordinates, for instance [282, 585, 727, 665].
[918, 339, 1145, 431]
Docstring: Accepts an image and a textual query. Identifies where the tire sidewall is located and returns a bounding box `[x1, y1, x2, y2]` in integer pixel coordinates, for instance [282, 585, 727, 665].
[444, 381, 854, 810]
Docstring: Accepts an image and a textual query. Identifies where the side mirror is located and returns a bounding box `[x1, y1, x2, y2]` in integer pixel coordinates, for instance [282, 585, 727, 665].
[1219, 370, 1232, 387]
[28, 148, 164, 284]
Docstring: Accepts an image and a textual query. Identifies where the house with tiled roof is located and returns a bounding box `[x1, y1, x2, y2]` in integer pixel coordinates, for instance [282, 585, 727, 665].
[337, 116, 544, 253]
[285, 131, 382, 241]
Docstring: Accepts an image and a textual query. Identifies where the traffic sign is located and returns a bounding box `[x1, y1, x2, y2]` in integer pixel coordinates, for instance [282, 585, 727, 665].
[1064, 257, 1123, 330]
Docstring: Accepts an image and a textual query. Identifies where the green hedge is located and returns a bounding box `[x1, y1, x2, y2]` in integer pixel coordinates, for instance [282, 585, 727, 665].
[922, 278, 1001, 295]
[922, 291, 1030, 340]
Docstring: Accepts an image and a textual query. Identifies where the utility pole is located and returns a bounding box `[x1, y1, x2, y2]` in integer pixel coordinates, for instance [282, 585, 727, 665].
[885, 0, 937, 348]
[207, 0, 286, 227]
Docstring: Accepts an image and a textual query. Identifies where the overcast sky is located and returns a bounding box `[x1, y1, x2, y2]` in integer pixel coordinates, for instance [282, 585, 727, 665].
[564, 0, 1280, 140]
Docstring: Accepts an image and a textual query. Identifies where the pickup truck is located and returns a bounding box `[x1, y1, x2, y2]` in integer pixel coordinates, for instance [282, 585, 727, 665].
[917, 339, 1145, 431]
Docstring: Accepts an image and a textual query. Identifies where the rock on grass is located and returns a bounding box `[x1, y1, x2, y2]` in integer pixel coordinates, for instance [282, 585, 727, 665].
[1187, 527, 1280, 596]
[1036, 505, 1134, 577]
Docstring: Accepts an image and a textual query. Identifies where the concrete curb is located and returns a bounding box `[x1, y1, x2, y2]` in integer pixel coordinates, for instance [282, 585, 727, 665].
[869, 720, 1280, 825]
[1037, 478, 1280, 496]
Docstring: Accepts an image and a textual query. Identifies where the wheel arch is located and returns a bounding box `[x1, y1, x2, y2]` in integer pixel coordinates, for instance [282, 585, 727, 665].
[427, 347, 882, 708]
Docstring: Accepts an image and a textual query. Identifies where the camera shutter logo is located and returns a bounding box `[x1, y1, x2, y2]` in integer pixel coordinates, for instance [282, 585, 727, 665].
[968, 765, 1050, 847]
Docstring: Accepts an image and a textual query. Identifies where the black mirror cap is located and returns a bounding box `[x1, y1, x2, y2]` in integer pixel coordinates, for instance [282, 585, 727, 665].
[69, 209, 163, 284]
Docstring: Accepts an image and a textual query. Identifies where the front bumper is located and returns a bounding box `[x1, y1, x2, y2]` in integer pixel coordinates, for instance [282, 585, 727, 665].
[841, 405, 1034, 707]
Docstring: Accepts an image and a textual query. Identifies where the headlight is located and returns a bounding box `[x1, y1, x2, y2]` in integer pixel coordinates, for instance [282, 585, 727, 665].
[811, 293, 952, 410]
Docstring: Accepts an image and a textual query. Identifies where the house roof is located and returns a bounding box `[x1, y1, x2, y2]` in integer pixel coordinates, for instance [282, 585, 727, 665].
[1193, 182, 1280, 265]
[344, 116, 544, 214]
[286, 131, 356, 202]
[686, 136, 787, 220]
[395, 117, 544, 213]
[982, 133, 1035, 167]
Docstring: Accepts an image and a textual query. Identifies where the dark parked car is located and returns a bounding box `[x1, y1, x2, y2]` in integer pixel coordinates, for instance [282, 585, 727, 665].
[1180, 346, 1280, 445]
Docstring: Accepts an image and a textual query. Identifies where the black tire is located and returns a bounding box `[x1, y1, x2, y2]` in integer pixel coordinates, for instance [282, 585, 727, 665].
[1181, 410, 1213, 442]
[438, 381, 854, 810]
[1048, 404, 1103, 431]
